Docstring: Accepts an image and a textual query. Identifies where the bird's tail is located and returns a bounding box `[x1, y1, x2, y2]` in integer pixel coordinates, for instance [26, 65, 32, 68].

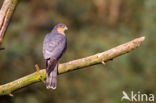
[46, 59, 58, 89]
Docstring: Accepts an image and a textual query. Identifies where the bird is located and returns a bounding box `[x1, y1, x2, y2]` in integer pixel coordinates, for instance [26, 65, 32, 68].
[43, 24, 68, 89]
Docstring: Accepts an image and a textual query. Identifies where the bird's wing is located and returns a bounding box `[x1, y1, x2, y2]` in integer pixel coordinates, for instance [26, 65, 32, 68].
[46, 58, 58, 76]
[43, 33, 66, 59]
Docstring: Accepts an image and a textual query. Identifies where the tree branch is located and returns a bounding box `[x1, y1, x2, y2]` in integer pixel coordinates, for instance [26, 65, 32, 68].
[0, 0, 18, 44]
[0, 37, 145, 96]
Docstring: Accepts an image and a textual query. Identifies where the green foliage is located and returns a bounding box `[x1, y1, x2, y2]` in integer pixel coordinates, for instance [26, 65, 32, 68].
[0, 0, 155, 103]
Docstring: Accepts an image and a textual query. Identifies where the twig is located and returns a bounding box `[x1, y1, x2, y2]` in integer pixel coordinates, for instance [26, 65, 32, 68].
[34, 64, 40, 72]
[0, 0, 18, 44]
[0, 37, 145, 95]
[0, 47, 5, 50]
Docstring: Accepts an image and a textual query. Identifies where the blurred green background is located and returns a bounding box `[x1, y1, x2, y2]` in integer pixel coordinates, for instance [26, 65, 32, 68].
[0, 0, 156, 103]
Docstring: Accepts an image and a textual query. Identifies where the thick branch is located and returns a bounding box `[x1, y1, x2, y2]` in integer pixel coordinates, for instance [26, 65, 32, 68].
[0, 37, 145, 95]
[0, 0, 18, 44]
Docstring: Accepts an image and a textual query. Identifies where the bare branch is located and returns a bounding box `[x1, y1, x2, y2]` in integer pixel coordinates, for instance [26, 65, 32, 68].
[0, 47, 5, 50]
[0, 37, 145, 95]
[0, 0, 18, 44]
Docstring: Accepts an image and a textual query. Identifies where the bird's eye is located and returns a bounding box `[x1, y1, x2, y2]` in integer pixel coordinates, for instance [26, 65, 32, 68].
[61, 25, 65, 28]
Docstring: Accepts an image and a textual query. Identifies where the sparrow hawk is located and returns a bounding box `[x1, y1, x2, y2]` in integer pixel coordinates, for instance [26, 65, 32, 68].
[43, 24, 68, 89]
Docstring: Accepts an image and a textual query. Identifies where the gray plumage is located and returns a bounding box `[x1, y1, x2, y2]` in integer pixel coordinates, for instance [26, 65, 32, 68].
[43, 24, 67, 89]
[43, 32, 67, 59]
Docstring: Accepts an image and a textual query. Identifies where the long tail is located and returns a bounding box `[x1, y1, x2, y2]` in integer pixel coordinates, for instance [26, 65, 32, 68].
[46, 59, 58, 89]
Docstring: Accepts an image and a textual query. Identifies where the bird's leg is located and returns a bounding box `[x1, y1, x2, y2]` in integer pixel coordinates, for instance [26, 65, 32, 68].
[35, 64, 45, 83]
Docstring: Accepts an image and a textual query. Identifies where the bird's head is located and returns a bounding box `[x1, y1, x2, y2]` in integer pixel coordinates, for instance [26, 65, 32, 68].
[53, 24, 68, 35]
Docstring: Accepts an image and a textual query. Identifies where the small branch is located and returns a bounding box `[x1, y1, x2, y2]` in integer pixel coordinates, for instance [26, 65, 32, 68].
[0, 0, 18, 44]
[0, 47, 5, 50]
[0, 37, 145, 95]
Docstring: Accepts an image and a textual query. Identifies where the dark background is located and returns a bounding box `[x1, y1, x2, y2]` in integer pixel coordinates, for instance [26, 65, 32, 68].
[0, 0, 155, 103]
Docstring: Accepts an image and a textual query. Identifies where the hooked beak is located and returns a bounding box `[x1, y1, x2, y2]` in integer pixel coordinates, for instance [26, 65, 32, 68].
[64, 26, 68, 31]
